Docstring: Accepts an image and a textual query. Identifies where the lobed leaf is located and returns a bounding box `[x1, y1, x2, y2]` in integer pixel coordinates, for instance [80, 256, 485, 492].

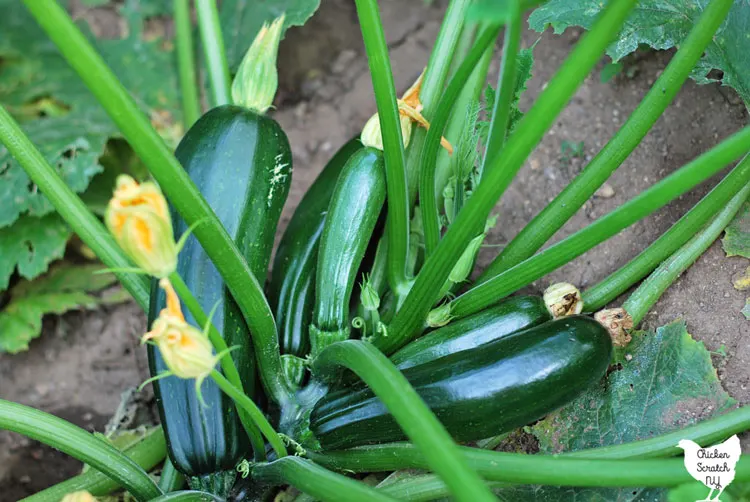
[0, 263, 129, 354]
[494, 321, 735, 501]
[528, 0, 750, 108]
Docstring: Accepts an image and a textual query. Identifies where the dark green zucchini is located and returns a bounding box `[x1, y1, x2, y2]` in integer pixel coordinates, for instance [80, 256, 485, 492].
[268, 138, 362, 359]
[310, 316, 612, 450]
[390, 295, 550, 370]
[148, 105, 291, 484]
[310, 147, 386, 356]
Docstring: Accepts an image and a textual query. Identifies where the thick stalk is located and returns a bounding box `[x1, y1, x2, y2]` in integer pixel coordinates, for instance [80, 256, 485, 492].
[354, 0, 410, 292]
[624, 183, 750, 325]
[404, 0, 472, 202]
[477, 0, 734, 283]
[23, 0, 291, 405]
[583, 155, 750, 310]
[174, 0, 202, 127]
[195, 0, 231, 107]
[158, 457, 186, 493]
[314, 341, 495, 502]
[210, 371, 287, 459]
[253, 457, 397, 502]
[0, 400, 162, 501]
[0, 105, 150, 309]
[379, 0, 638, 354]
[479, 1, 522, 177]
[22, 427, 166, 502]
[378, 474, 506, 502]
[447, 127, 750, 320]
[309, 446, 750, 487]
[421, 26, 502, 257]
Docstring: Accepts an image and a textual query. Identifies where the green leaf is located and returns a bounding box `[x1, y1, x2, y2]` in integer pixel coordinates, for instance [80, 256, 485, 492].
[0, 214, 71, 290]
[600, 61, 623, 83]
[0, 0, 182, 284]
[220, 0, 322, 71]
[668, 481, 731, 502]
[0, 263, 128, 354]
[494, 321, 735, 502]
[528, 0, 750, 108]
[723, 201, 750, 258]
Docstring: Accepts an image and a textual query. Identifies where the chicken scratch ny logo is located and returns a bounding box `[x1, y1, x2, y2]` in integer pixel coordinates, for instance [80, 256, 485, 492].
[677, 435, 741, 501]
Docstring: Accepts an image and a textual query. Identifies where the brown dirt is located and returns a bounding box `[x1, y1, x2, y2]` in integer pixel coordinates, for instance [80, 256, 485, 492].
[2, 0, 749, 498]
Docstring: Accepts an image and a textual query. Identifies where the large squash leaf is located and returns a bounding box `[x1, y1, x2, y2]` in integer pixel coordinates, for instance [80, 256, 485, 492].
[528, 0, 750, 108]
[494, 321, 735, 501]
[0, 0, 182, 287]
[220, 0, 322, 70]
[0, 263, 129, 353]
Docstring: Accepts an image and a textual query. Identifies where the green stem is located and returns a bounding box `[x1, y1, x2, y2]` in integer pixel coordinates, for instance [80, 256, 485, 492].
[480, 1, 522, 177]
[378, 474, 506, 502]
[0, 400, 162, 501]
[447, 126, 750, 320]
[309, 445, 750, 487]
[566, 405, 750, 460]
[623, 183, 750, 325]
[149, 491, 223, 502]
[379, 0, 638, 354]
[158, 457, 186, 493]
[174, 0, 202, 127]
[168, 273, 266, 458]
[354, 0, 410, 292]
[0, 105, 150, 309]
[195, 0, 231, 107]
[210, 371, 287, 459]
[477, 0, 734, 283]
[313, 340, 495, 502]
[23, 0, 290, 405]
[22, 427, 166, 502]
[421, 26, 501, 257]
[253, 457, 398, 502]
[404, 0, 473, 203]
[583, 155, 750, 310]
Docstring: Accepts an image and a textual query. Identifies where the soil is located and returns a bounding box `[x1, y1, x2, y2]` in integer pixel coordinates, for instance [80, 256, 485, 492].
[1, 0, 749, 499]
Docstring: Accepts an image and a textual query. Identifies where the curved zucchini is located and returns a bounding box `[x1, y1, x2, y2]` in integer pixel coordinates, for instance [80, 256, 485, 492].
[268, 138, 362, 359]
[390, 295, 550, 370]
[149, 105, 292, 482]
[310, 147, 386, 356]
[310, 316, 612, 450]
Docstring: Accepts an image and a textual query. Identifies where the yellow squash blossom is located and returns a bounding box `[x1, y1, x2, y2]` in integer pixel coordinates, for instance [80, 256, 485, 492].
[61, 492, 97, 502]
[362, 71, 453, 154]
[142, 279, 221, 395]
[105, 174, 177, 278]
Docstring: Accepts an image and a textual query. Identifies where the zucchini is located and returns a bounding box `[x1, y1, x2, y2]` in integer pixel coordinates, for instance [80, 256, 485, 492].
[310, 147, 386, 356]
[148, 105, 291, 484]
[310, 316, 612, 450]
[390, 295, 550, 371]
[268, 138, 362, 360]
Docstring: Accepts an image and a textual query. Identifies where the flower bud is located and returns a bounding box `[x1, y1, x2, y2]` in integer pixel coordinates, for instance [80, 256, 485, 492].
[143, 279, 218, 383]
[426, 302, 453, 328]
[105, 175, 177, 278]
[543, 282, 583, 318]
[449, 233, 484, 284]
[62, 492, 97, 502]
[232, 14, 285, 114]
[594, 308, 633, 347]
[360, 277, 381, 311]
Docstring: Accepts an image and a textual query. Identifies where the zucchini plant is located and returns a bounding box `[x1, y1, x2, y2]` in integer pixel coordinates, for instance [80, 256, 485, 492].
[1, 0, 750, 501]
